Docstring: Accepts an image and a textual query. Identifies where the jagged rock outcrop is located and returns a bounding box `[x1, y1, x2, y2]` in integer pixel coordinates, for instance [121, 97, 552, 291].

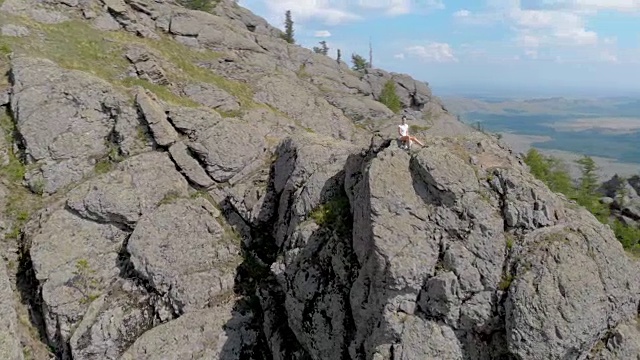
[1, 0, 639, 359]
[599, 174, 640, 225]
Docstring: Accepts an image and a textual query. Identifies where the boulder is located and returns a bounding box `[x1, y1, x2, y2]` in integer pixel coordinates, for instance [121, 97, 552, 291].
[119, 303, 259, 360]
[127, 197, 240, 314]
[65, 152, 190, 227]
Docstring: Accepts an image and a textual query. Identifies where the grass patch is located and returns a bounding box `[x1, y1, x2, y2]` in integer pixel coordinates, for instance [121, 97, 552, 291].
[177, 0, 221, 11]
[73, 259, 101, 304]
[309, 193, 351, 236]
[0, 112, 26, 183]
[505, 233, 515, 250]
[93, 159, 112, 174]
[498, 273, 513, 290]
[109, 31, 255, 106]
[120, 77, 199, 107]
[4, 187, 39, 240]
[296, 64, 310, 79]
[218, 109, 244, 118]
[92, 141, 123, 174]
[9, 20, 131, 81]
[0, 42, 11, 57]
[30, 178, 45, 196]
[0, 149, 26, 183]
[190, 190, 217, 207]
[4, 18, 256, 109]
[409, 124, 430, 133]
[158, 190, 183, 205]
[0, 110, 43, 241]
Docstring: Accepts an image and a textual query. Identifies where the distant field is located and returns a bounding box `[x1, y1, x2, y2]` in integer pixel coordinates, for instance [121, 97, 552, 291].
[546, 117, 640, 134]
[499, 133, 639, 181]
[440, 95, 640, 175]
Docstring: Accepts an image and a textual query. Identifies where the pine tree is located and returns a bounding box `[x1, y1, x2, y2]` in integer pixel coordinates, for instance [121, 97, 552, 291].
[576, 156, 599, 196]
[575, 155, 609, 222]
[321, 41, 328, 55]
[351, 53, 368, 71]
[524, 149, 639, 251]
[378, 80, 402, 113]
[313, 41, 329, 55]
[281, 10, 295, 44]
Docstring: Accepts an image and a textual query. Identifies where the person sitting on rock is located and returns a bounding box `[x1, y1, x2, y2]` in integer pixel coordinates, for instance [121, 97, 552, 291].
[398, 115, 424, 150]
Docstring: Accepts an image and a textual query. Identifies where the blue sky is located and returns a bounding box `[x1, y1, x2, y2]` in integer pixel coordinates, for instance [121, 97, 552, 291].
[237, 0, 640, 97]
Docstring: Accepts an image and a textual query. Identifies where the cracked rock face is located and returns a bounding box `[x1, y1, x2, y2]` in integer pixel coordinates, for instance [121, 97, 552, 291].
[127, 197, 240, 314]
[1, 0, 639, 359]
[10, 56, 141, 194]
[0, 258, 23, 360]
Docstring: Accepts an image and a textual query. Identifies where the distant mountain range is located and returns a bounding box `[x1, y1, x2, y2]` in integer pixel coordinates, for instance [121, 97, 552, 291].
[440, 95, 640, 118]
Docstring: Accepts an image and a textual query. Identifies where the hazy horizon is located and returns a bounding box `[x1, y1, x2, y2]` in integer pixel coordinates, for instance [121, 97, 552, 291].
[433, 84, 640, 99]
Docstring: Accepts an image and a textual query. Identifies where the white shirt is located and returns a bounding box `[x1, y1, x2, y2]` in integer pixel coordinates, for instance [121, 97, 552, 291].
[398, 124, 408, 136]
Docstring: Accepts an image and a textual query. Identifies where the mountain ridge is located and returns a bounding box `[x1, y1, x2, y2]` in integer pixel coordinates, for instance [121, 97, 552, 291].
[0, 1, 639, 360]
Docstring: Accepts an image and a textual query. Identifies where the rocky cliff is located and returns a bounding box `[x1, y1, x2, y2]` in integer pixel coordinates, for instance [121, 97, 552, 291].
[0, 1, 639, 359]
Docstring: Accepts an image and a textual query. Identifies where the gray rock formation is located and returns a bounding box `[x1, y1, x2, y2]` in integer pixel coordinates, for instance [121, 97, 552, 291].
[0, 0, 639, 360]
[9, 56, 142, 194]
[0, 259, 23, 360]
[181, 82, 240, 112]
[135, 87, 179, 147]
[599, 174, 640, 226]
[1, 24, 30, 37]
[127, 197, 239, 314]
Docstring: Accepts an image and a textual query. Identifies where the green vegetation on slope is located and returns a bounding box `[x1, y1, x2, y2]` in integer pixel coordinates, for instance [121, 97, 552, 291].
[281, 10, 295, 44]
[351, 53, 368, 71]
[0, 111, 42, 241]
[309, 193, 352, 237]
[312, 41, 329, 55]
[0, 18, 255, 109]
[524, 148, 640, 253]
[378, 79, 402, 113]
[177, 0, 220, 11]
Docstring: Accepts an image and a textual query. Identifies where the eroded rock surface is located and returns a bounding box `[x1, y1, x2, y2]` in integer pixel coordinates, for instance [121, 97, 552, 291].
[10, 56, 142, 194]
[0, 259, 22, 360]
[0, 0, 638, 359]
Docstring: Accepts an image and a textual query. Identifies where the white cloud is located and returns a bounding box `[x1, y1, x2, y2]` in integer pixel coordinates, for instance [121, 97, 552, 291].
[314, 30, 331, 37]
[600, 51, 619, 63]
[507, 7, 599, 45]
[541, 0, 640, 12]
[553, 27, 598, 45]
[253, 0, 445, 26]
[456, 2, 605, 50]
[394, 53, 405, 59]
[406, 43, 458, 62]
[517, 34, 542, 48]
[357, 0, 444, 15]
[452, 9, 503, 25]
[261, 0, 362, 26]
